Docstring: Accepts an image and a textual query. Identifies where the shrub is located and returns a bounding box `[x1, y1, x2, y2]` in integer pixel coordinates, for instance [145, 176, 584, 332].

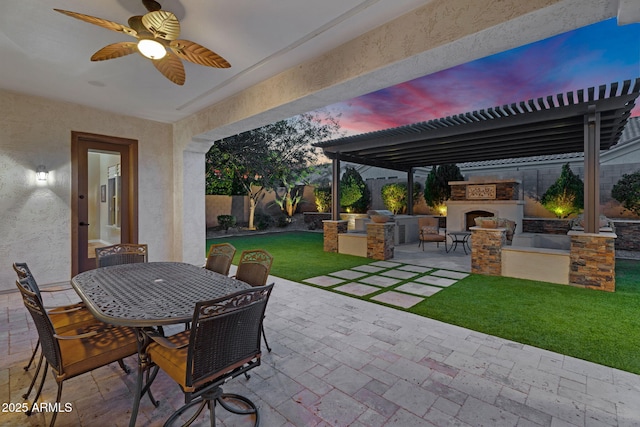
[612, 171, 640, 217]
[217, 215, 236, 232]
[381, 182, 422, 214]
[381, 183, 406, 214]
[253, 211, 272, 230]
[273, 212, 290, 228]
[424, 164, 463, 215]
[541, 163, 584, 218]
[313, 185, 332, 213]
[340, 167, 370, 213]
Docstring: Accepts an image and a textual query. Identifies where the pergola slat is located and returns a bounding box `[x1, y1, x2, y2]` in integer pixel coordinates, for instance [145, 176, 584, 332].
[316, 80, 639, 171]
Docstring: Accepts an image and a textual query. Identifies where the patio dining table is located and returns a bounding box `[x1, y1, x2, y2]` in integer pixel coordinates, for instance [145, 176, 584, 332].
[71, 261, 251, 426]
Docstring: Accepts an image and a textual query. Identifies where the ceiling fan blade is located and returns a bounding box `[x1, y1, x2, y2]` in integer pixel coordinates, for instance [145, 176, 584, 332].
[53, 9, 137, 37]
[91, 42, 139, 61]
[142, 0, 162, 12]
[128, 16, 149, 36]
[141, 10, 180, 40]
[169, 40, 231, 68]
[152, 52, 185, 85]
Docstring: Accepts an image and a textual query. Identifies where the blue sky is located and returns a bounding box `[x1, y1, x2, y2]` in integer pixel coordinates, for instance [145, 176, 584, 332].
[316, 18, 640, 136]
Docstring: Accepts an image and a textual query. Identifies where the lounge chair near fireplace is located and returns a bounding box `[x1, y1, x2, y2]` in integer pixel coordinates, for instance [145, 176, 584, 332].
[418, 217, 446, 250]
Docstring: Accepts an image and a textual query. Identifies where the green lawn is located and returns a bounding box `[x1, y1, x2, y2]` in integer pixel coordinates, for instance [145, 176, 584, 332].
[207, 231, 640, 374]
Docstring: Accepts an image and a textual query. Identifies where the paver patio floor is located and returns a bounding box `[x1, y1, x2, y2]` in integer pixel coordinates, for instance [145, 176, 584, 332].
[2, 264, 640, 426]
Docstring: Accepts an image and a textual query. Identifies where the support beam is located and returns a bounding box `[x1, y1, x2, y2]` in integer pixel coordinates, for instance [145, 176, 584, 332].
[332, 155, 341, 220]
[407, 168, 414, 215]
[583, 106, 600, 234]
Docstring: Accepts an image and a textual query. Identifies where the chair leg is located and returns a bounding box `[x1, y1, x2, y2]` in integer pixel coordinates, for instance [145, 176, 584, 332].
[261, 324, 272, 353]
[217, 393, 259, 426]
[118, 359, 131, 374]
[48, 382, 63, 427]
[24, 339, 40, 371]
[164, 398, 208, 427]
[22, 352, 44, 399]
[27, 362, 48, 416]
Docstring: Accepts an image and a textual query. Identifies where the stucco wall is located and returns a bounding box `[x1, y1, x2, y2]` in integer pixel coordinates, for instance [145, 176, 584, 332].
[0, 89, 173, 291]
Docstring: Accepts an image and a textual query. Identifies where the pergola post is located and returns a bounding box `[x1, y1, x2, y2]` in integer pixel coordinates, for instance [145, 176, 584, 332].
[331, 154, 340, 220]
[583, 105, 600, 234]
[407, 167, 414, 215]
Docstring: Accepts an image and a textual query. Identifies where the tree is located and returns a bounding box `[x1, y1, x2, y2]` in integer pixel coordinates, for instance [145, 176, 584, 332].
[206, 112, 341, 228]
[612, 170, 640, 217]
[541, 163, 584, 218]
[381, 182, 423, 214]
[340, 167, 370, 213]
[424, 164, 463, 215]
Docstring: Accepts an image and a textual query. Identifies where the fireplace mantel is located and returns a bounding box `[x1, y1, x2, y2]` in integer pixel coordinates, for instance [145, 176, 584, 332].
[446, 179, 523, 232]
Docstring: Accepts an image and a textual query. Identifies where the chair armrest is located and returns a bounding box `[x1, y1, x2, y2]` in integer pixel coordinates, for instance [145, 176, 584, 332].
[54, 330, 99, 339]
[46, 303, 86, 314]
[54, 323, 127, 340]
[145, 330, 190, 349]
[39, 285, 73, 293]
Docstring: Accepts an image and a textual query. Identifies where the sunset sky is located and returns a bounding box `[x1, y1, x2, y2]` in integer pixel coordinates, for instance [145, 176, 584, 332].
[315, 18, 640, 136]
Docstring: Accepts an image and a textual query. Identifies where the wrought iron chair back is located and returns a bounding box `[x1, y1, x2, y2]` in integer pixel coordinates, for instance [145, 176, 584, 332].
[205, 243, 236, 276]
[12, 262, 98, 401]
[146, 284, 274, 426]
[235, 249, 273, 287]
[95, 243, 148, 267]
[16, 276, 137, 427]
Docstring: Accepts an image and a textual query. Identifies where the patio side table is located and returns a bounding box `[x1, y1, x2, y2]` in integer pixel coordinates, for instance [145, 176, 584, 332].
[446, 231, 472, 255]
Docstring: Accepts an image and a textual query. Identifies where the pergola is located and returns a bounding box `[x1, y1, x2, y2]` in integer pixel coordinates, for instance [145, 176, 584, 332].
[316, 79, 640, 233]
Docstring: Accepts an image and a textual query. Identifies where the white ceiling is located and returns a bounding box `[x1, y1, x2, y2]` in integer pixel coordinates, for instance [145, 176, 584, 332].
[0, 0, 428, 123]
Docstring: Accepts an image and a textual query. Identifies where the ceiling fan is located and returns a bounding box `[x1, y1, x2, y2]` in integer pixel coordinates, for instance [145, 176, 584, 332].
[54, 0, 230, 85]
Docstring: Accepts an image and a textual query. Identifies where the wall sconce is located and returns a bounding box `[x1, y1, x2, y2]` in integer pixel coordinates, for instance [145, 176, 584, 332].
[36, 165, 49, 181]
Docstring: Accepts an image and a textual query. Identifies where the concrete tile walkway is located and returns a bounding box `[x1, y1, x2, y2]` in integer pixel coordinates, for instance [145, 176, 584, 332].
[3, 265, 640, 426]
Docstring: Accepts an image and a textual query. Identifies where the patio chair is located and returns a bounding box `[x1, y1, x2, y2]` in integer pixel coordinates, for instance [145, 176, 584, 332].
[145, 284, 274, 427]
[417, 217, 446, 250]
[13, 262, 100, 399]
[16, 276, 138, 427]
[205, 243, 236, 276]
[234, 249, 274, 352]
[95, 243, 148, 267]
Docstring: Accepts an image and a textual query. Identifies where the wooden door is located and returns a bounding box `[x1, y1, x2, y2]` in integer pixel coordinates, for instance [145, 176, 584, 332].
[71, 132, 138, 274]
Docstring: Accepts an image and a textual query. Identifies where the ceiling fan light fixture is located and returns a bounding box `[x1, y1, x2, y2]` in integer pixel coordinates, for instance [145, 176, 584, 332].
[137, 39, 166, 59]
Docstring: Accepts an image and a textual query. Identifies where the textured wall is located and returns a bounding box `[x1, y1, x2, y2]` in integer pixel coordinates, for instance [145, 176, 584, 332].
[0, 89, 173, 291]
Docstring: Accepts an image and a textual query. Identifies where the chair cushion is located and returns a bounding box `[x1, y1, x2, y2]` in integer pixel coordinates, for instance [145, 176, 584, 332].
[147, 331, 191, 388]
[58, 326, 138, 379]
[148, 331, 259, 393]
[421, 226, 439, 234]
[420, 234, 446, 242]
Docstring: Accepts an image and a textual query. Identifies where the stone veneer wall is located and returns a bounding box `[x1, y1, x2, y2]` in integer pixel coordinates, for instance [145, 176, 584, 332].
[470, 227, 506, 276]
[323, 220, 348, 253]
[568, 231, 616, 292]
[522, 218, 571, 235]
[609, 221, 640, 251]
[367, 222, 395, 260]
[522, 219, 639, 251]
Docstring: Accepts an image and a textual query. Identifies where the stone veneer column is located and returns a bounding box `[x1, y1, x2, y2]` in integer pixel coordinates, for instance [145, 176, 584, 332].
[470, 226, 506, 276]
[367, 222, 395, 260]
[323, 220, 348, 253]
[568, 231, 616, 292]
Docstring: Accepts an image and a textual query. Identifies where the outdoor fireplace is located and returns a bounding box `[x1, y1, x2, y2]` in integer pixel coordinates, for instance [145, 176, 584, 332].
[465, 211, 493, 230]
[446, 178, 524, 232]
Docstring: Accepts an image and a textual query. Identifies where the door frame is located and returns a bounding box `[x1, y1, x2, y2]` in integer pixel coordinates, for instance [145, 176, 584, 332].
[71, 131, 138, 275]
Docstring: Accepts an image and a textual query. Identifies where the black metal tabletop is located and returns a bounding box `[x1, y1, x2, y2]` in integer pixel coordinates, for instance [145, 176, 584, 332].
[71, 262, 250, 327]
